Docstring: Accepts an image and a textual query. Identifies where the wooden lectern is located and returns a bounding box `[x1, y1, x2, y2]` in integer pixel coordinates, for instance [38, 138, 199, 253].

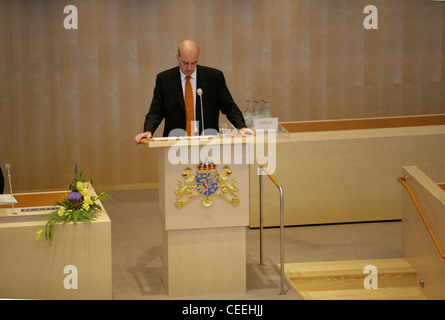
[146, 135, 252, 297]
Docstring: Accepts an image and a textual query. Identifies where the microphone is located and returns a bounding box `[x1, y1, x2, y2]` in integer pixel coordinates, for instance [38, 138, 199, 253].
[197, 88, 205, 134]
[5, 163, 17, 214]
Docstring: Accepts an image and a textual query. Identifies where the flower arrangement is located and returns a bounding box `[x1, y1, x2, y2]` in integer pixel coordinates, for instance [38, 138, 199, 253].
[35, 165, 110, 245]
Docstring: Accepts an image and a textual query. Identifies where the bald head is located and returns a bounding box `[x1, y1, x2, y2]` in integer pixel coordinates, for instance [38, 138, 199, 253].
[177, 40, 200, 56]
[176, 40, 200, 76]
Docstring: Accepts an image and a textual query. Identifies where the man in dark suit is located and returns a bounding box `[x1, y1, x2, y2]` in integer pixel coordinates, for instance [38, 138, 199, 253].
[134, 40, 253, 143]
[0, 167, 4, 194]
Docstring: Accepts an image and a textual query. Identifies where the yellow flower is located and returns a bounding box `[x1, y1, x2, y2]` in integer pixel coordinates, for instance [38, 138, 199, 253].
[82, 203, 90, 211]
[76, 181, 84, 191]
[35, 229, 44, 240]
[57, 207, 67, 216]
[80, 188, 90, 197]
[83, 195, 94, 205]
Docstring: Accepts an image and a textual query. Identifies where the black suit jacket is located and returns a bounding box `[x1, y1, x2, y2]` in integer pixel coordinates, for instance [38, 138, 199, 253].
[143, 65, 246, 136]
[0, 167, 4, 194]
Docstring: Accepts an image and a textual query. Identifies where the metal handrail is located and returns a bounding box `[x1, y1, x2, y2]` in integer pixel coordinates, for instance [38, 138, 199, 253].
[259, 165, 285, 295]
[398, 176, 445, 259]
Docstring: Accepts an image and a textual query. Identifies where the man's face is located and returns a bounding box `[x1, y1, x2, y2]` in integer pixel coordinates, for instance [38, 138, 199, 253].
[176, 48, 199, 76]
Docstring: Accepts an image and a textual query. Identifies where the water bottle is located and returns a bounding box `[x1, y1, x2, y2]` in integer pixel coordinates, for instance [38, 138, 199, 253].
[259, 100, 266, 118]
[252, 100, 260, 120]
[263, 100, 271, 117]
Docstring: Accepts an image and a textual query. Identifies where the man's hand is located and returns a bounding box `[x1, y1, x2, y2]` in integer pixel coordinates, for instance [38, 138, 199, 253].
[239, 127, 255, 136]
[133, 131, 152, 145]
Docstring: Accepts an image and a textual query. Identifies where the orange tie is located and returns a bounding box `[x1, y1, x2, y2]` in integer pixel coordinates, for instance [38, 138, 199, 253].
[185, 76, 194, 136]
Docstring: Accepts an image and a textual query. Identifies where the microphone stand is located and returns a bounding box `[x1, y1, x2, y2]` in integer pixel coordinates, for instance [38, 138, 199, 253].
[197, 89, 205, 135]
[5, 164, 17, 215]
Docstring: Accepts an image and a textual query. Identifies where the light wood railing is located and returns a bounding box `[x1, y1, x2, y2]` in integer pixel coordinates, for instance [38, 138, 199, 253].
[398, 176, 445, 259]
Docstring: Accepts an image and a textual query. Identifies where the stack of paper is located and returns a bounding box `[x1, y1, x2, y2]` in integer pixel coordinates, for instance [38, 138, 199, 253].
[0, 195, 18, 206]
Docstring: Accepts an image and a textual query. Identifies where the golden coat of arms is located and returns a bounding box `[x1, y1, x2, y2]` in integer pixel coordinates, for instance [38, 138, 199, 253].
[174, 161, 240, 208]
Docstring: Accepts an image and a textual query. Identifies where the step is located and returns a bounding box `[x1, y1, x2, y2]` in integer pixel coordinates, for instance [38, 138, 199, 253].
[283, 258, 427, 300]
[302, 287, 427, 300]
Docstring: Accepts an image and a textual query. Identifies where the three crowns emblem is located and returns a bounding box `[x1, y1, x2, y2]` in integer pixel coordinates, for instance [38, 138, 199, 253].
[174, 161, 240, 208]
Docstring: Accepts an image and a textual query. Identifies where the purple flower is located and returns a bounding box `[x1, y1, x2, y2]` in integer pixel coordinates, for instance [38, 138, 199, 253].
[67, 191, 82, 202]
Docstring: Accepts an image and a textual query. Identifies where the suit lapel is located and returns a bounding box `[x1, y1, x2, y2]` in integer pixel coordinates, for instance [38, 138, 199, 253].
[170, 67, 185, 113]
[196, 66, 208, 133]
[196, 65, 207, 96]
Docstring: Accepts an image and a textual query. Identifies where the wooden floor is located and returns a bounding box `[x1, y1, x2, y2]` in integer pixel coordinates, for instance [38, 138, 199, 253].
[283, 258, 427, 300]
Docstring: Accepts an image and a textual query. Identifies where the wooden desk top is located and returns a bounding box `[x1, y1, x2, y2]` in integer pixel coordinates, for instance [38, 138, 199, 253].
[147, 134, 254, 148]
[280, 114, 445, 133]
[0, 188, 110, 222]
[0, 192, 66, 209]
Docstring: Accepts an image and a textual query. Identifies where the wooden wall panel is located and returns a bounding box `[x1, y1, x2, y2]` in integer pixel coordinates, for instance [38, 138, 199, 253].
[0, 0, 444, 191]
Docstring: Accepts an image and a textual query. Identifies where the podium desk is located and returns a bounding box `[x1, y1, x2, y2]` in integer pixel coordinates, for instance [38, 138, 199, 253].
[249, 114, 445, 227]
[0, 188, 112, 300]
[148, 135, 252, 297]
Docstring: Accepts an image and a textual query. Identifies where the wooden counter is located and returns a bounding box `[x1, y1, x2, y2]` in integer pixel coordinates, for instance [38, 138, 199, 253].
[249, 114, 445, 227]
[0, 188, 112, 300]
